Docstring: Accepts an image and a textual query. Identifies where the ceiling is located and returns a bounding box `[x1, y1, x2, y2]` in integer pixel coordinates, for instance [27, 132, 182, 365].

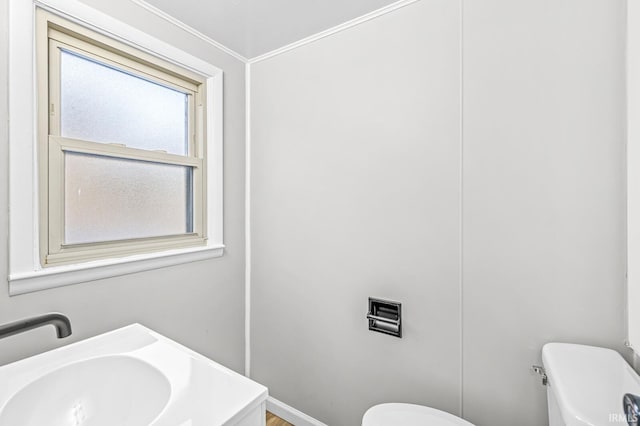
[141, 0, 401, 59]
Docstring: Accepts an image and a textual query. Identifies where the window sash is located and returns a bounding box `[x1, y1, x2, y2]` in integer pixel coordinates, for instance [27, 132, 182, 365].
[48, 39, 197, 155]
[46, 136, 205, 265]
[40, 11, 208, 267]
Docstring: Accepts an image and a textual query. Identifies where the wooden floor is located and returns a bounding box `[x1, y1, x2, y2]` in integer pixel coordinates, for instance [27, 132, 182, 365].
[266, 411, 294, 426]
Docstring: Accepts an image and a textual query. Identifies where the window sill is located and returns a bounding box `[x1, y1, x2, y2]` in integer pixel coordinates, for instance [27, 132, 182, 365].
[8, 244, 225, 296]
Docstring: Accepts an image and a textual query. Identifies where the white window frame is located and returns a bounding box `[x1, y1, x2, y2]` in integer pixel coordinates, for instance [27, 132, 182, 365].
[41, 11, 208, 265]
[8, 0, 224, 295]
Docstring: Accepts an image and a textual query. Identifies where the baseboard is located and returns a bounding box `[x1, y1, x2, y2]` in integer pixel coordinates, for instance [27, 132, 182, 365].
[266, 397, 328, 426]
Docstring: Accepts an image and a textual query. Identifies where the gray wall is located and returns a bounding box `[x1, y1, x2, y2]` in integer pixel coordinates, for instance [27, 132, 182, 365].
[251, 1, 462, 424]
[0, 0, 247, 373]
[250, 1, 627, 425]
[462, 0, 626, 424]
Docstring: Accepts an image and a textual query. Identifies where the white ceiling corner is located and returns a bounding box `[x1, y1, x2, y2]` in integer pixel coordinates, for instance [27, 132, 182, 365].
[138, 0, 404, 59]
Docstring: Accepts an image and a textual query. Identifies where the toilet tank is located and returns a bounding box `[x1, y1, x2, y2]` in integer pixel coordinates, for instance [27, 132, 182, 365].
[542, 343, 640, 426]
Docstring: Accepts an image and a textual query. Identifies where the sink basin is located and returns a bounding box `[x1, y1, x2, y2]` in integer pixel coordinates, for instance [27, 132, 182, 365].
[0, 355, 170, 426]
[0, 324, 268, 425]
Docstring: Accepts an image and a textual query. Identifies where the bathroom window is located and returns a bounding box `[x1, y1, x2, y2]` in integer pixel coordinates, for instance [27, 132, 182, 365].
[9, 3, 223, 294]
[34, 9, 215, 267]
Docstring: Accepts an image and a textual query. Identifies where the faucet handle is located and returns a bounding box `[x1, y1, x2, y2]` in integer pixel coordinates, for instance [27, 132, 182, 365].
[623, 393, 640, 426]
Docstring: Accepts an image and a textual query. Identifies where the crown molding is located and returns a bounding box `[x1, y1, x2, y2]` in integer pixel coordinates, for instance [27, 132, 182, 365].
[248, 0, 421, 64]
[129, 0, 248, 63]
[130, 0, 421, 64]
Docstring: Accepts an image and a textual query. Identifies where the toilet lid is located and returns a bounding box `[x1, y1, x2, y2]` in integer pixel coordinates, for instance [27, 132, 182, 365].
[362, 403, 474, 426]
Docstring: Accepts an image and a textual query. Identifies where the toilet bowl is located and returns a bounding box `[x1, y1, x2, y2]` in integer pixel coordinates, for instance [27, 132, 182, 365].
[362, 403, 474, 426]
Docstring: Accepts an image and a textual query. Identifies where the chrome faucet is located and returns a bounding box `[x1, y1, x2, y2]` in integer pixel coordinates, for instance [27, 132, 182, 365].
[0, 313, 72, 340]
[624, 393, 640, 426]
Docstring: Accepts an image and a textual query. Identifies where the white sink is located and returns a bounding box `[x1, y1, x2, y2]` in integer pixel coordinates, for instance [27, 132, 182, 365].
[0, 324, 268, 425]
[0, 355, 171, 426]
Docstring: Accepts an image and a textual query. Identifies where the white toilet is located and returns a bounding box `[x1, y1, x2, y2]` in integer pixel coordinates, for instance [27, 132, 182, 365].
[543, 342, 640, 425]
[362, 403, 473, 426]
[363, 343, 640, 426]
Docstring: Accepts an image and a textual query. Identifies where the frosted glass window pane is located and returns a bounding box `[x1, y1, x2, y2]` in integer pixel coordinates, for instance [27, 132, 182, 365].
[60, 50, 188, 155]
[64, 153, 193, 245]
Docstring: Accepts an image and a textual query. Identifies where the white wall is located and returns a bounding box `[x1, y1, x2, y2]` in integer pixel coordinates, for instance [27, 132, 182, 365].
[250, 1, 462, 425]
[250, 0, 627, 425]
[0, 0, 247, 373]
[462, 0, 626, 424]
[627, 0, 640, 360]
